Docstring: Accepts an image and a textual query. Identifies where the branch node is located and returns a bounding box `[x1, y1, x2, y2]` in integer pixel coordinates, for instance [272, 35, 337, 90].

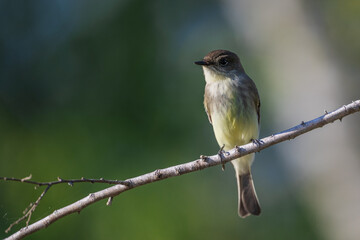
[23, 203, 33, 215]
[123, 180, 133, 187]
[200, 155, 208, 162]
[301, 121, 305, 125]
[235, 145, 244, 153]
[89, 193, 95, 199]
[118, 181, 129, 186]
[175, 167, 181, 175]
[155, 169, 163, 179]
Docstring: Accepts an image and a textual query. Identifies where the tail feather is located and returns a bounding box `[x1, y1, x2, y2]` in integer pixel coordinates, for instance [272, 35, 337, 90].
[237, 172, 261, 218]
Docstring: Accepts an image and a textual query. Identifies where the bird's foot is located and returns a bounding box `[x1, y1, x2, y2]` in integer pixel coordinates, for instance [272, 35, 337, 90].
[218, 144, 226, 171]
[251, 138, 264, 148]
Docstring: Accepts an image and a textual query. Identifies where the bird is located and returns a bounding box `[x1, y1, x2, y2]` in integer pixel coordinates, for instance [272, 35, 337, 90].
[195, 49, 261, 217]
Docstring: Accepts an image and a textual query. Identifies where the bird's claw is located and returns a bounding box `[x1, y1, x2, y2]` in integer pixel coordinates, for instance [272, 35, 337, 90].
[218, 144, 226, 171]
[251, 138, 263, 146]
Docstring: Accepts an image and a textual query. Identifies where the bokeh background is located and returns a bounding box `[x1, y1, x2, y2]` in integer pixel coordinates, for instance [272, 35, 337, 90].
[1, 0, 359, 239]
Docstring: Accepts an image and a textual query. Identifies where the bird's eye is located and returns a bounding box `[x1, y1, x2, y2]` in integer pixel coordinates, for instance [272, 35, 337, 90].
[218, 58, 229, 66]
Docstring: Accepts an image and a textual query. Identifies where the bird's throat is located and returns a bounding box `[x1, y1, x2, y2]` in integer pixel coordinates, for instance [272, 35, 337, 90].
[202, 67, 227, 83]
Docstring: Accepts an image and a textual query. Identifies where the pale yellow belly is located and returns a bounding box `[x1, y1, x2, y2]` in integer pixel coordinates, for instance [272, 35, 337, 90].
[211, 109, 259, 150]
[211, 109, 259, 174]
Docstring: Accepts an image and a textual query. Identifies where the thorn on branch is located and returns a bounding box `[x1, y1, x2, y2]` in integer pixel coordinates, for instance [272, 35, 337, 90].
[106, 197, 113, 206]
[21, 174, 32, 182]
[235, 145, 244, 153]
[200, 155, 208, 162]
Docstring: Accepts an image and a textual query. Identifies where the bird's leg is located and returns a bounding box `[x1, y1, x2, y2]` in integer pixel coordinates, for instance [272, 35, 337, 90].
[218, 144, 226, 171]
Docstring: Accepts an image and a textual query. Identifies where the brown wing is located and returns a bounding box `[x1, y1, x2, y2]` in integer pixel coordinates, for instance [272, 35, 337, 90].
[203, 87, 212, 125]
[241, 74, 261, 124]
[256, 97, 260, 124]
[205, 105, 212, 124]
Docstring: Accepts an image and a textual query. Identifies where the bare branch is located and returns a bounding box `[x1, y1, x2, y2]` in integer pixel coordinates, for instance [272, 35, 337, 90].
[3, 100, 360, 240]
[5, 185, 50, 234]
[0, 177, 129, 232]
[0, 176, 128, 186]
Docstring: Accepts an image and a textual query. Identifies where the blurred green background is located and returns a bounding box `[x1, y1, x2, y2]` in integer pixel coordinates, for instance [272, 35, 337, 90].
[1, 0, 359, 239]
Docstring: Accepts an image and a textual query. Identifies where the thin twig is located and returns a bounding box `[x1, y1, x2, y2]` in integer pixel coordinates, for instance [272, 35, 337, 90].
[3, 100, 360, 240]
[5, 185, 50, 233]
[0, 177, 128, 186]
[0, 177, 129, 232]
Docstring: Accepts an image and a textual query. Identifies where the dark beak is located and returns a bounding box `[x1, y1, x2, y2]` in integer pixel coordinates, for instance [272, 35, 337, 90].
[194, 60, 209, 66]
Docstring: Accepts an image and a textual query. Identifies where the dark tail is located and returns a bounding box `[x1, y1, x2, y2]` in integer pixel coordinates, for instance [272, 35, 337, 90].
[237, 172, 261, 218]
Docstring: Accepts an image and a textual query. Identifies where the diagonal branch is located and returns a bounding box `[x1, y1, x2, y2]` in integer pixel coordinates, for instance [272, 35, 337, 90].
[5, 185, 51, 234]
[3, 100, 360, 240]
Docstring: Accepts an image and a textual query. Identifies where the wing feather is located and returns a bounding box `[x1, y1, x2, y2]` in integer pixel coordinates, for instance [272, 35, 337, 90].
[204, 87, 213, 125]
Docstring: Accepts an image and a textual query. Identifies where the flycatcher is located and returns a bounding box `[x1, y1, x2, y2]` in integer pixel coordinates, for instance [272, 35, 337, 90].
[195, 50, 261, 218]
